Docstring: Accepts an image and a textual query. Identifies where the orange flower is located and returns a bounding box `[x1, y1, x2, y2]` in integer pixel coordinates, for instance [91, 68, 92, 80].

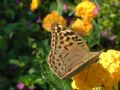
[71, 19, 93, 35]
[75, 0, 99, 20]
[72, 50, 120, 90]
[72, 63, 118, 90]
[30, 0, 40, 12]
[42, 11, 67, 31]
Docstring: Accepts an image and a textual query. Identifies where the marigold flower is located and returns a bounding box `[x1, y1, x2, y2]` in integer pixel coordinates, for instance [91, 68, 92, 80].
[30, 0, 40, 12]
[42, 11, 67, 31]
[72, 63, 118, 90]
[71, 19, 93, 35]
[99, 50, 120, 82]
[75, 1, 99, 20]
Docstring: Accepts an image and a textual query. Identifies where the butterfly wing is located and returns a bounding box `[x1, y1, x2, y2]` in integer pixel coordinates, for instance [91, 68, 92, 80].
[48, 23, 101, 79]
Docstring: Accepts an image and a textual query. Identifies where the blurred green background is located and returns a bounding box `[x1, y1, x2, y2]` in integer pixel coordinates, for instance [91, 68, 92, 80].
[0, 0, 120, 90]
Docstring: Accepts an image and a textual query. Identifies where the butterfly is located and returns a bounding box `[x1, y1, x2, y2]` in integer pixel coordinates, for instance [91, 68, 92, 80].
[48, 23, 101, 79]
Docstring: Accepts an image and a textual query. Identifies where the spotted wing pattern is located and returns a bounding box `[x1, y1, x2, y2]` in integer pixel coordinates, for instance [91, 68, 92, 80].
[48, 23, 101, 79]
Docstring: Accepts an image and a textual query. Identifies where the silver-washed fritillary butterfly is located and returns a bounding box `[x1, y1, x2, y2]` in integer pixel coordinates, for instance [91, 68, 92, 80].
[48, 23, 101, 79]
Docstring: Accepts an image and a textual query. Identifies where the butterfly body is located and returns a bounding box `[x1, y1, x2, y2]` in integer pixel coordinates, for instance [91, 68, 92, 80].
[48, 23, 101, 79]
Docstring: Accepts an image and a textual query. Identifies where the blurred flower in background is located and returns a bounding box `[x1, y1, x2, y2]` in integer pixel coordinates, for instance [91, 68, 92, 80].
[71, 0, 100, 35]
[109, 35, 116, 44]
[16, 0, 22, 4]
[71, 19, 93, 35]
[72, 50, 120, 90]
[17, 82, 24, 90]
[93, 4, 100, 15]
[101, 29, 110, 37]
[75, 0, 99, 20]
[63, 3, 68, 12]
[30, 0, 40, 12]
[36, 16, 41, 24]
[42, 11, 67, 31]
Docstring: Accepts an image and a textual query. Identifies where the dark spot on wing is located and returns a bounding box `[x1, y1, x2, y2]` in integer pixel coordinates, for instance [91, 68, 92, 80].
[52, 56, 55, 59]
[60, 36, 64, 39]
[60, 41, 64, 44]
[54, 66, 57, 69]
[64, 31, 74, 36]
[64, 53, 69, 57]
[58, 46, 62, 49]
[57, 27, 61, 32]
[52, 61, 55, 64]
[76, 38, 82, 41]
[64, 46, 68, 50]
[59, 33, 62, 36]
[58, 63, 61, 66]
[59, 55, 62, 57]
[69, 42, 73, 46]
[61, 67, 64, 70]
[66, 37, 70, 41]
[72, 37, 76, 40]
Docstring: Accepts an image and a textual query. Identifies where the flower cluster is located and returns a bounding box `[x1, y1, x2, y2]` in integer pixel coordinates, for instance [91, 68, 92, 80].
[99, 50, 120, 82]
[42, 0, 99, 35]
[72, 50, 120, 90]
[75, 0, 99, 20]
[71, 19, 93, 35]
[42, 11, 66, 31]
[72, 0, 100, 35]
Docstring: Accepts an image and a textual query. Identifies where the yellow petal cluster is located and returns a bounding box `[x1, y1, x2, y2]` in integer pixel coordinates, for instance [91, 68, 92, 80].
[42, 11, 67, 31]
[72, 50, 120, 90]
[30, 0, 40, 12]
[72, 0, 99, 35]
[75, 0, 98, 20]
[72, 63, 118, 90]
[99, 50, 120, 82]
[71, 19, 93, 35]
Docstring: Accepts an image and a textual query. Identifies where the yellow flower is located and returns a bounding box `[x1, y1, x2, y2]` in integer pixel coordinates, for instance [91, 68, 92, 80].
[42, 11, 67, 31]
[72, 50, 120, 90]
[99, 50, 120, 82]
[72, 63, 118, 90]
[30, 0, 40, 12]
[75, 1, 99, 20]
[71, 19, 93, 35]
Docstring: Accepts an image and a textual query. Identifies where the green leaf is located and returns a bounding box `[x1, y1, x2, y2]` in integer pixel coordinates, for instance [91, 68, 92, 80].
[57, 0, 64, 15]
[85, 21, 101, 48]
[49, 2, 57, 11]
[3, 23, 21, 34]
[9, 59, 25, 67]
[0, 76, 8, 90]
[0, 36, 7, 49]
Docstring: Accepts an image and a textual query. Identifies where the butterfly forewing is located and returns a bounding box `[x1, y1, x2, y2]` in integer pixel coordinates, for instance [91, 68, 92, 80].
[48, 23, 101, 79]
